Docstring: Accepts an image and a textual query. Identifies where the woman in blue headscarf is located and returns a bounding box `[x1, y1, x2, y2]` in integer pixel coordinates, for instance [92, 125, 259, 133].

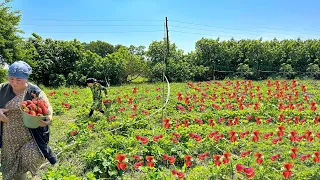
[0, 61, 57, 180]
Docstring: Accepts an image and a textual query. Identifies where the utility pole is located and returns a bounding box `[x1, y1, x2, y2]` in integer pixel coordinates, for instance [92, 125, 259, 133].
[165, 16, 169, 62]
[162, 17, 170, 122]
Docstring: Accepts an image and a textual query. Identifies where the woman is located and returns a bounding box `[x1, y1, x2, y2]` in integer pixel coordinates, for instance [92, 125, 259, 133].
[0, 61, 57, 180]
[86, 78, 108, 117]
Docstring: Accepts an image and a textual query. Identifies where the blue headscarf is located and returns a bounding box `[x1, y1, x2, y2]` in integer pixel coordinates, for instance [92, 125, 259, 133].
[8, 61, 32, 79]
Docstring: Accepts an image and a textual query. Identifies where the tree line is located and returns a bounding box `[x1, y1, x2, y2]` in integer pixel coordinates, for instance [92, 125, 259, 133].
[1, 1, 320, 86]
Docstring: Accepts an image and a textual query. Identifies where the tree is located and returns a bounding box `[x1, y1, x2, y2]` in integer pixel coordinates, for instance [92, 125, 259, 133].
[0, 65, 8, 83]
[108, 47, 148, 83]
[83, 40, 115, 57]
[147, 40, 196, 82]
[24, 33, 84, 86]
[75, 50, 107, 85]
[0, 0, 24, 65]
[128, 45, 145, 56]
[114, 44, 127, 52]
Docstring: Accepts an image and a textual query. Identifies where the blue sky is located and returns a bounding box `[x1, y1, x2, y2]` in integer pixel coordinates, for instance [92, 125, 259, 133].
[6, 0, 320, 53]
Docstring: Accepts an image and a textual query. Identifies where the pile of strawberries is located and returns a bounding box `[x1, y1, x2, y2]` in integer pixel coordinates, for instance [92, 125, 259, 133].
[20, 93, 49, 116]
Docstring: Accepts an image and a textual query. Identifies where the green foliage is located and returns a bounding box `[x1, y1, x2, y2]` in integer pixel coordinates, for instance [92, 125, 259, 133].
[107, 46, 148, 84]
[43, 165, 83, 180]
[83, 148, 121, 179]
[24, 34, 84, 86]
[0, 0, 24, 64]
[83, 40, 115, 57]
[148, 62, 165, 82]
[280, 63, 295, 79]
[306, 63, 320, 79]
[165, 58, 192, 82]
[3, 32, 320, 86]
[0, 65, 7, 83]
[194, 38, 320, 80]
[75, 50, 106, 85]
[2, 1, 320, 85]
[37, 79, 320, 179]
[237, 63, 253, 79]
[21, 35, 149, 86]
[49, 74, 67, 87]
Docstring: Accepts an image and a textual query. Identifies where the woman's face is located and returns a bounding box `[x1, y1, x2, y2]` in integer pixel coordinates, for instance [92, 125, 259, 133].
[8, 76, 27, 91]
[87, 83, 93, 87]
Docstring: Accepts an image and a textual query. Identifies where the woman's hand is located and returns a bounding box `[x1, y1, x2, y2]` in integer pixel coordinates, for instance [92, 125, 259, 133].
[0, 109, 9, 123]
[38, 116, 51, 127]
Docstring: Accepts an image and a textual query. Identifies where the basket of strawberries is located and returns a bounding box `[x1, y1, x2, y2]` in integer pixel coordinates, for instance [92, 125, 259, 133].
[20, 96, 49, 128]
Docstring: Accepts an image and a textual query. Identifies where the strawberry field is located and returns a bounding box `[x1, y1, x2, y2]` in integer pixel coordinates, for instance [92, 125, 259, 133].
[38, 79, 319, 180]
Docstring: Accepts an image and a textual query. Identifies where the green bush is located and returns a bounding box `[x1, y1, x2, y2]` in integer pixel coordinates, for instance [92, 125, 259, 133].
[0, 66, 7, 83]
[49, 74, 66, 87]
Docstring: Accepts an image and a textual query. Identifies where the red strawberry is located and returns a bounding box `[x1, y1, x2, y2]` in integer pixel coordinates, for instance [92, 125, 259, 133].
[186, 161, 192, 167]
[247, 171, 255, 179]
[21, 104, 27, 109]
[223, 158, 229, 164]
[256, 158, 263, 164]
[30, 104, 37, 111]
[37, 100, 45, 108]
[32, 99, 38, 105]
[236, 164, 245, 172]
[147, 162, 154, 168]
[244, 167, 254, 175]
[290, 153, 297, 159]
[177, 172, 184, 179]
[172, 170, 178, 175]
[42, 107, 48, 115]
[29, 111, 36, 116]
[284, 163, 293, 170]
[116, 162, 126, 170]
[21, 101, 28, 106]
[283, 171, 292, 178]
[37, 108, 43, 114]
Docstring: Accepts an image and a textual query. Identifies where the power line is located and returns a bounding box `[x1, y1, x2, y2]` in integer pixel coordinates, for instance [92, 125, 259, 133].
[19, 23, 319, 38]
[170, 30, 227, 38]
[170, 25, 320, 37]
[20, 18, 320, 35]
[169, 20, 320, 35]
[19, 23, 320, 37]
[170, 30, 294, 39]
[20, 30, 164, 34]
[20, 24, 163, 27]
[255, 26, 320, 34]
[22, 18, 163, 22]
[19, 18, 320, 37]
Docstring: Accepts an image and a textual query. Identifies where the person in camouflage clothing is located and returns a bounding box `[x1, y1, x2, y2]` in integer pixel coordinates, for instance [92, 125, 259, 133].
[86, 78, 108, 117]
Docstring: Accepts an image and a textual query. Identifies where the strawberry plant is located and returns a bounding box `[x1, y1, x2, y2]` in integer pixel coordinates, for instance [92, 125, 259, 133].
[33, 79, 320, 179]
